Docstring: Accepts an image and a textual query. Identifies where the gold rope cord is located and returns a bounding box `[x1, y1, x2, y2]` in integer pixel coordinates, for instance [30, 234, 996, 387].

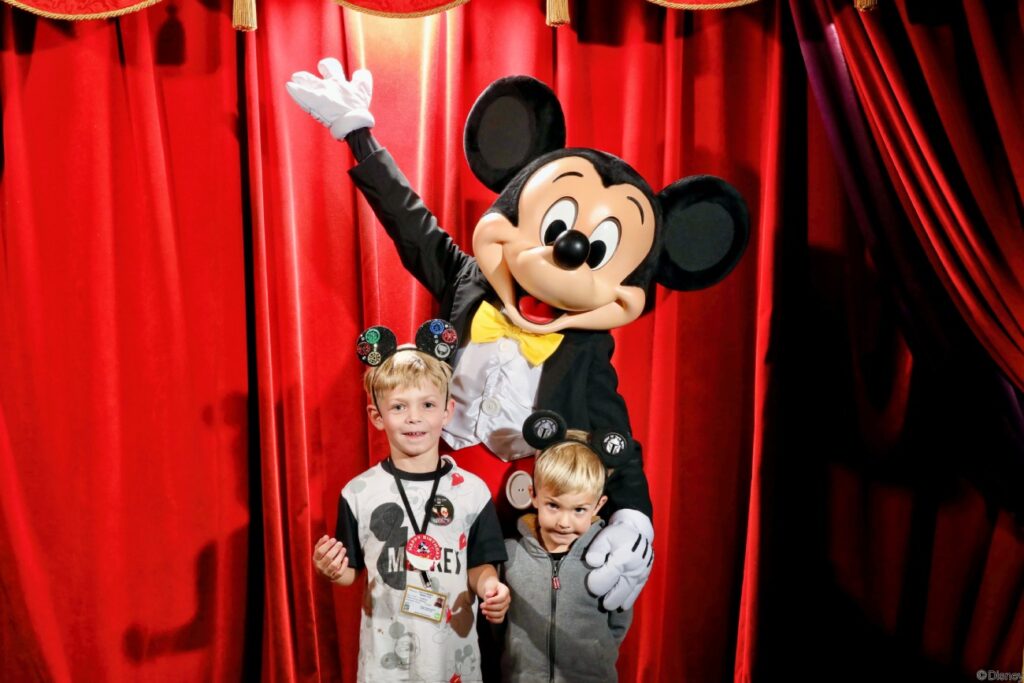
[647, 0, 759, 9]
[1, 0, 162, 20]
[333, 0, 468, 19]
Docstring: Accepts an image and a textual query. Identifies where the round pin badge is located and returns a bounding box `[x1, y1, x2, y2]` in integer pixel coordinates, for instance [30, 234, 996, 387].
[591, 428, 631, 467]
[522, 410, 567, 449]
[406, 533, 442, 571]
[430, 495, 455, 526]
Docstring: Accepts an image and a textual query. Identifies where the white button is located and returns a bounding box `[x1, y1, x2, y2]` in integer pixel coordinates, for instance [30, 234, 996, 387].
[505, 470, 533, 510]
[481, 398, 500, 416]
[498, 339, 516, 359]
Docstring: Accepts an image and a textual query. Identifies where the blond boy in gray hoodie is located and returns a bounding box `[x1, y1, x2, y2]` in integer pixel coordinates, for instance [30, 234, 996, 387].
[501, 427, 633, 683]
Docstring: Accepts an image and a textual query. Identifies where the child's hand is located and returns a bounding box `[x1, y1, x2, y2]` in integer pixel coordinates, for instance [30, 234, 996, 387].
[313, 535, 349, 583]
[479, 577, 510, 624]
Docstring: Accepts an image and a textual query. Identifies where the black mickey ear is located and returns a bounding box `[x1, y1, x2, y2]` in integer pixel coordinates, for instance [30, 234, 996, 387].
[655, 175, 750, 291]
[522, 410, 568, 450]
[588, 429, 633, 469]
[356, 325, 398, 366]
[464, 76, 566, 194]
[415, 319, 458, 362]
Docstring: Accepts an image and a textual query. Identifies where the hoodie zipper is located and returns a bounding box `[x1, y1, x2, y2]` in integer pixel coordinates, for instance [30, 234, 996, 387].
[549, 555, 562, 683]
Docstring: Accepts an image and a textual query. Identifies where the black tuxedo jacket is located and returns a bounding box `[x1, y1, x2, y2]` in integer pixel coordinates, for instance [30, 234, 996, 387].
[348, 146, 653, 518]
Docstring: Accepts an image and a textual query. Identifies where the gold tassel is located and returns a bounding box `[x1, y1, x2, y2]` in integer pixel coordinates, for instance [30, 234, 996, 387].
[546, 0, 569, 27]
[854, 0, 878, 11]
[233, 0, 257, 31]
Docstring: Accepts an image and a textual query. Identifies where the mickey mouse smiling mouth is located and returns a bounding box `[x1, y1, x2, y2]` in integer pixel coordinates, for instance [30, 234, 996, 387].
[514, 283, 563, 326]
[472, 154, 656, 336]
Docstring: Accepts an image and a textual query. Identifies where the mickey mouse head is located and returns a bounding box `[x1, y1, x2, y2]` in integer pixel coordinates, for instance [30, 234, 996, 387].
[464, 76, 750, 335]
[522, 409, 634, 469]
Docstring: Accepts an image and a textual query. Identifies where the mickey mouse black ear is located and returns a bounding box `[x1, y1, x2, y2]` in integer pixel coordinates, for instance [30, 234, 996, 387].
[415, 319, 458, 362]
[522, 410, 568, 450]
[655, 175, 750, 291]
[464, 76, 566, 194]
[356, 326, 398, 366]
[588, 428, 633, 469]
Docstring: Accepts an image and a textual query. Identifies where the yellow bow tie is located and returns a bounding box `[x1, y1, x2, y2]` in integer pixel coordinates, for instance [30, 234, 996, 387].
[470, 301, 564, 366]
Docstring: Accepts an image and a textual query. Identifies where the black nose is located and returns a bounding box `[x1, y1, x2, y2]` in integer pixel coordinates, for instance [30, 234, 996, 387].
[552, 230, 590, 270]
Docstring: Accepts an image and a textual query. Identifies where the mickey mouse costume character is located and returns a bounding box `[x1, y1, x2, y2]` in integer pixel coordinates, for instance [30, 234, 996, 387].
[288, 59, 749, 611]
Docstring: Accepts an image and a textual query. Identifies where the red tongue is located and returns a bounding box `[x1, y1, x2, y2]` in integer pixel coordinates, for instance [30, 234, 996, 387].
[517, 295, 559, 325]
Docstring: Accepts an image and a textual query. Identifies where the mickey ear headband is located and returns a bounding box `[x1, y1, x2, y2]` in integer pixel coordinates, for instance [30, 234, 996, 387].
[356, 319, 458, 367]
[522, 409, 632, 469]
[357, 319, 458, 407]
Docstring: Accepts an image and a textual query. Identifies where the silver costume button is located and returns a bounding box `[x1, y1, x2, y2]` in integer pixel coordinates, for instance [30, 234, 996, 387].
[481, 397, 500, 416]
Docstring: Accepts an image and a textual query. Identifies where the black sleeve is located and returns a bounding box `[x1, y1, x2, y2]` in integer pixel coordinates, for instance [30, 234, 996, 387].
[588, 334, 653, 519]
[345, 128, 382, 162]
[467, 499, 508, 567]
[334, 495, 364, 570]
[347, 146, 473, 302]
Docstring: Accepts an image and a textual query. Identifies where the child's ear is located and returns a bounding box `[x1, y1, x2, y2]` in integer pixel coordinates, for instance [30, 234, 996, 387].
[442, 396, 456, 426]
[593, 495, 608, 516]
[367, 403, 384, 431]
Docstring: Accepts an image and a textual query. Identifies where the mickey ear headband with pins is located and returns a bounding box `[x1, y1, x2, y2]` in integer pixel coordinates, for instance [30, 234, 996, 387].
[356, 319, 459, 406]
[505, 409, 633, 510]
[521, 409, 633, 469]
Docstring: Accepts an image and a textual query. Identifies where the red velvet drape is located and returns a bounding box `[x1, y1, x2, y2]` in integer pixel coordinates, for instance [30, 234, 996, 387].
[0, 4, 251, 681]
[828, 0, 1024, 390]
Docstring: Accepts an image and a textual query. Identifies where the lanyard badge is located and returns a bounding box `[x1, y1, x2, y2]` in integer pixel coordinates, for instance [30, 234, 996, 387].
[390, 457, 444, 590]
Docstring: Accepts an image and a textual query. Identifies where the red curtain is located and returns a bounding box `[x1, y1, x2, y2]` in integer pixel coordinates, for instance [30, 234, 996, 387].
[828, 0, 1024, 391]
[778, 3, 1024, 681]
[0, 3, 251, 682]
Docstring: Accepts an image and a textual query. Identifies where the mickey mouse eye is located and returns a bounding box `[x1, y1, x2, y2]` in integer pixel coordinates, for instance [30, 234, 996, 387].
[586, 218, 620, 269]
[540, 198, 577, 246]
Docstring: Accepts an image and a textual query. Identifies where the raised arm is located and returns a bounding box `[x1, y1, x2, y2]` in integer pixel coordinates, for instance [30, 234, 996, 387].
[286, 59, 473, 301]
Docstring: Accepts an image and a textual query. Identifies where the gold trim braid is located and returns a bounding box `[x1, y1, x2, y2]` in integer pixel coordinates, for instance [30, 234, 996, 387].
[646, 0, 759, 9]
[333, 0, 468, 19]
[1, 0, 162, 20]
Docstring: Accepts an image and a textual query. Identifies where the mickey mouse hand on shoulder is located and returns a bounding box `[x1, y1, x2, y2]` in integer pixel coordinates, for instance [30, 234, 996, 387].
[287, 59, 749, 611]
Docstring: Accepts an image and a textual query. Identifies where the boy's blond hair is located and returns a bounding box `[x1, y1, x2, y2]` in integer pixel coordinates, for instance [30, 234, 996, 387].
[364, 348, 453, 403]
[533, 429, 606, 500]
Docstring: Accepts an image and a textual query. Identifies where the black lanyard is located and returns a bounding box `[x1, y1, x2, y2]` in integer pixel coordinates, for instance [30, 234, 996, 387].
[389, 457, 443, 588]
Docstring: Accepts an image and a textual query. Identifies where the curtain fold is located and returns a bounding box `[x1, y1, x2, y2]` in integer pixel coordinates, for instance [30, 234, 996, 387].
[827, 0, 1024, 391]
[787, 2, 1024, 680]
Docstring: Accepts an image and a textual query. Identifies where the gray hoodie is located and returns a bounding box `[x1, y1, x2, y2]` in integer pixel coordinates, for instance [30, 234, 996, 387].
[501, 514, 632, 683]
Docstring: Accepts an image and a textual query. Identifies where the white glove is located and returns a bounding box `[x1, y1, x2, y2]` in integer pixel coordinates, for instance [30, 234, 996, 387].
[585, 509, 654, 611]
[285, 57, 374, 141]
